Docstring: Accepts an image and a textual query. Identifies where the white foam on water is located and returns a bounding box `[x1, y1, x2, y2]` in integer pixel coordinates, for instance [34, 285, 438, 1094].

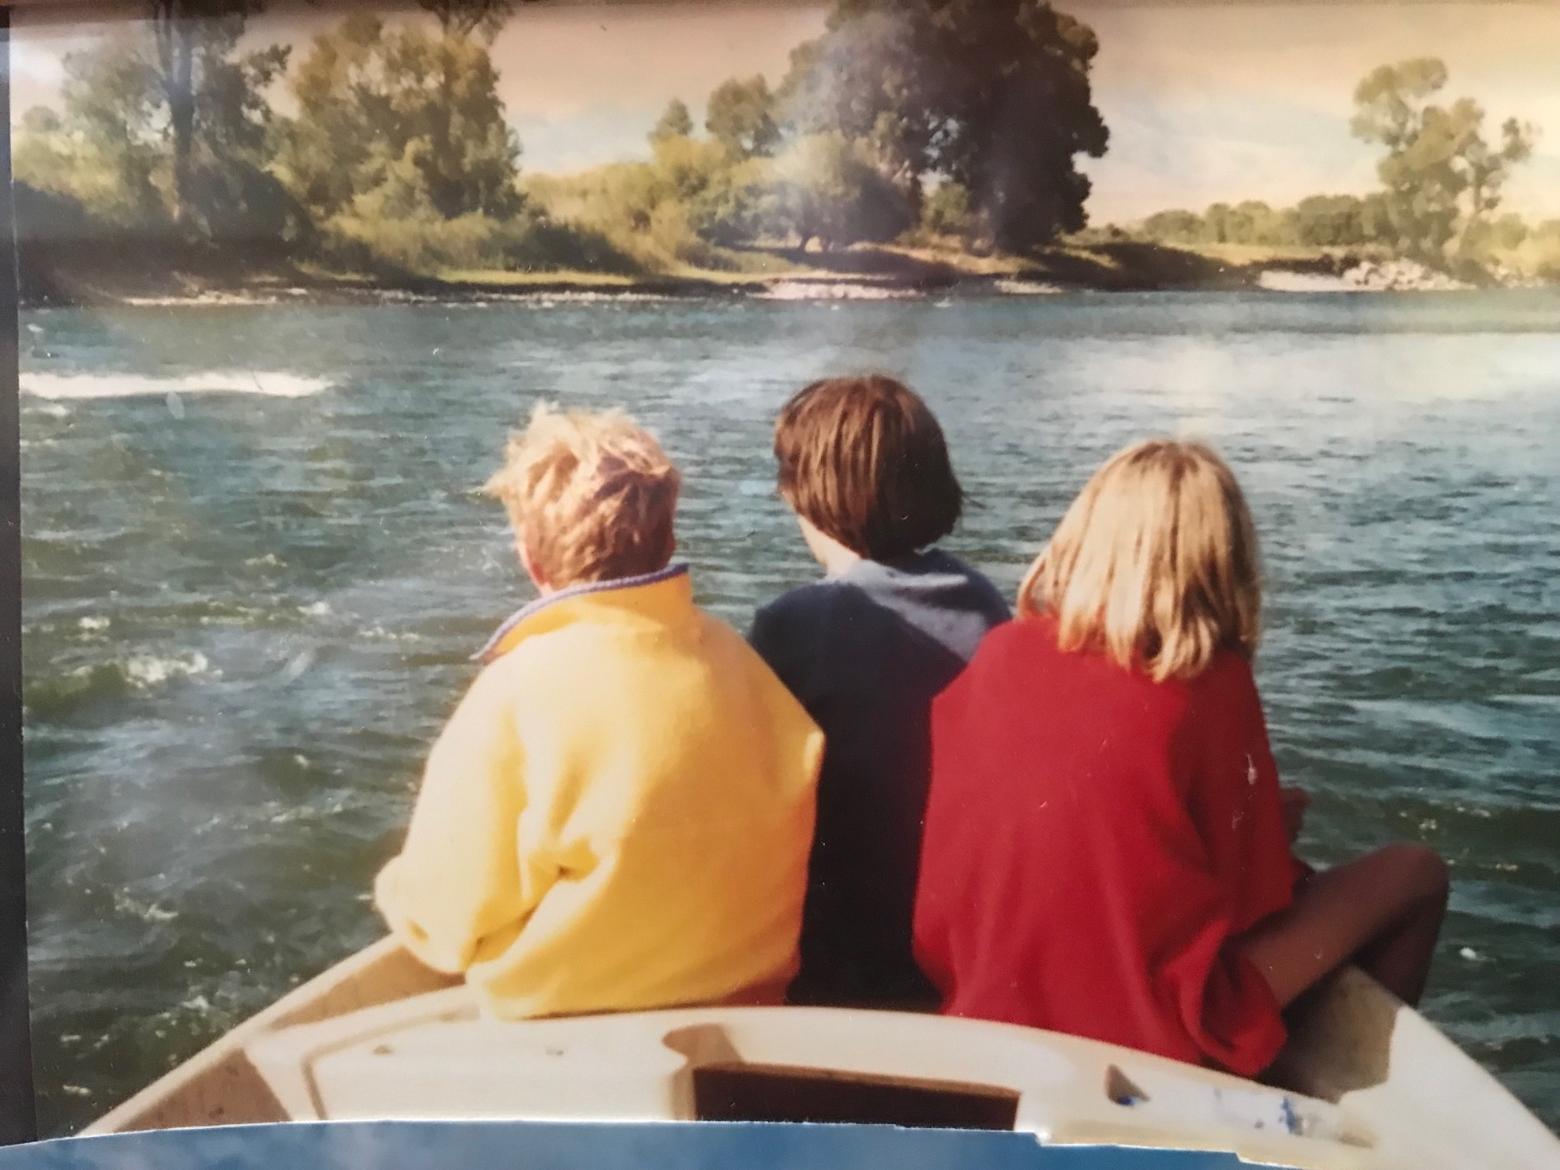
[21, 370, 333, 400]
[123, 651, 212, 687]
[994, 278, 1063, 295]
[758, 280, 923, 301]
[359, 623, 421, 643]
[1257, 270, 1362, 294]
[505, 290, 674, 306]
[112, 890, 179, 923]
[77, 616, 109, 632]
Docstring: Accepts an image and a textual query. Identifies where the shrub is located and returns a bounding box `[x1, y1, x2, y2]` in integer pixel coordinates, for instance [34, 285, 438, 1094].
[320, 205, 635, 276]
[919, 180, 976, 241]
[769, 132, 912, 250]
[1512, 219, 1560, 281]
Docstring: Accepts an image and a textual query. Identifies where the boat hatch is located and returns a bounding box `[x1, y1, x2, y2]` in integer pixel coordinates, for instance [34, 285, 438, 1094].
[693, 1061, 1020, 1129]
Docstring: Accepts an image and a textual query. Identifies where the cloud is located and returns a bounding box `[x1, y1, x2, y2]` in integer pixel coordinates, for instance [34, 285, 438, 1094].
[1079, 2, 1560, 221]
[489, 3, 825, 122]
[1082, 93, 1383, 222]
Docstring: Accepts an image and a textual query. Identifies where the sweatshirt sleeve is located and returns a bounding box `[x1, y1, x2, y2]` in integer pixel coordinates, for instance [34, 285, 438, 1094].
[1157, 656, 1298, 1075]
[749, 595, 811, 701]
[1139, 798, 1288, 1076]
[375, 663, 536, 974]
[1191, 657, 1300, 931]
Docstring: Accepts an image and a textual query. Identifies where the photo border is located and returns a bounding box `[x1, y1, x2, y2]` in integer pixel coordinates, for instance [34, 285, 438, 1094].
[1, 2, 40, 1144]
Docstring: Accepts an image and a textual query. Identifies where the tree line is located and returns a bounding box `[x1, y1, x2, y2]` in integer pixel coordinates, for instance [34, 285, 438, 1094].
[1128, 58, 1554, 279]
[15, 0, 1114, 277]
[15, 5, 1554, 282]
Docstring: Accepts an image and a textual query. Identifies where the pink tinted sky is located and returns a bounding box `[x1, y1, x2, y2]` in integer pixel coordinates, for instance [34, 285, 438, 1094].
[12, 1, 1560, 224]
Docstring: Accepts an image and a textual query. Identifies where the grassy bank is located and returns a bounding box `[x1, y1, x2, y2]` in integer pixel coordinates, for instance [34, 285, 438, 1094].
[23, 234, 1415, 308]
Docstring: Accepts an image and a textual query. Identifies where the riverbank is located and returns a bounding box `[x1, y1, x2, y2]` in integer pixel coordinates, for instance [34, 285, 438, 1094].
[18, 235, 1548, 308]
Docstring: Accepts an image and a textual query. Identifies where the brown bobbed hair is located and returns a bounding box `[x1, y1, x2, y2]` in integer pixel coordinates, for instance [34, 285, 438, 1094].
[1018, 438, 1261, 682]
[773, 375, 964, 561]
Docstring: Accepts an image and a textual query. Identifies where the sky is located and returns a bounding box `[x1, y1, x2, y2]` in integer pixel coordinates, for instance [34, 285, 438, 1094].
[11, 1, 1560, 225]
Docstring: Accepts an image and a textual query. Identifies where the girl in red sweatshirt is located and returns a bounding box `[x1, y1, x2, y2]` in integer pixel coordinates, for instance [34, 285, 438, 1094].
[913, 439, 1449, 1077]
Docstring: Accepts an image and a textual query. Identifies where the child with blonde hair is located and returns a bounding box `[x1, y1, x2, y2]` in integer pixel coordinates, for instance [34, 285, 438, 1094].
[377, 403, 822, 1019]
[913, 439, 1448, 1075]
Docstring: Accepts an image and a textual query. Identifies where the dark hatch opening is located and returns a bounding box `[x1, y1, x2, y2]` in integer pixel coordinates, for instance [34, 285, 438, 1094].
[693, 1062, 1020, 1130]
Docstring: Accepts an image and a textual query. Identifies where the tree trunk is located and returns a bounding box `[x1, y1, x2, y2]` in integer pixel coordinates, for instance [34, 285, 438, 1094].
[153, 0, 197, 229]
[1456, 178, 1486, 258]
[170, 38, 195, 227]
[432, 37, 458, 218]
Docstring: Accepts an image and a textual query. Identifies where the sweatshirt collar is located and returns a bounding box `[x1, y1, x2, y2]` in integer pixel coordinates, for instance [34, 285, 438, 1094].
[473, 562, 691, 663]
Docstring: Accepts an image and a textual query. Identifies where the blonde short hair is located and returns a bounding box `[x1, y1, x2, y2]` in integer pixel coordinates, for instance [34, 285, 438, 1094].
[484, 403, 680, 587]
[1017, 439, 1260, 682]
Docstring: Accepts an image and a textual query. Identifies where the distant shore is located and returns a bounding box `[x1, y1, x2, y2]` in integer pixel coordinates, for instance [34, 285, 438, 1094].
[19, 239, 1549, 309]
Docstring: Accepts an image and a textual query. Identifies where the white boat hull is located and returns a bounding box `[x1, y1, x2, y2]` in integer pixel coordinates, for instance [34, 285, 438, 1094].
[84, 940, 1559, 1170]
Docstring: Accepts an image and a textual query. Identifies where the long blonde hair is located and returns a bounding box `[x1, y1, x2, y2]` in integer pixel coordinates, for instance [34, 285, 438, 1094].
[1018, 439, 1261, 682]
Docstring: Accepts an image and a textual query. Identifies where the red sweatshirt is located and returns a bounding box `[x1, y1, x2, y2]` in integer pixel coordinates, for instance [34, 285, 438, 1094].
[913, 615, 1300, 1077]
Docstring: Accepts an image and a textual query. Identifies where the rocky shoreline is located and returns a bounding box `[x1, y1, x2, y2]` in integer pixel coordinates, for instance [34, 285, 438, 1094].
[1258, 257, 1486, 293]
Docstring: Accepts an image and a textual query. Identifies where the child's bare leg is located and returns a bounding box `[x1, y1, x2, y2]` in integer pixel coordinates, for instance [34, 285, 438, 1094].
[1349, 852, 1449, 1006]
[1236, 844, 1449, 1008]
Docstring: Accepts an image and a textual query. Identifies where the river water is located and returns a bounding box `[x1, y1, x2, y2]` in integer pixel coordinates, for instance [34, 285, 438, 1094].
[18, 291, 1560, 1134]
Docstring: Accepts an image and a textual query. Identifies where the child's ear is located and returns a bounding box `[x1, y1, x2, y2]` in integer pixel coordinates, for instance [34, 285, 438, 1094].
[518, 536, 552, 594]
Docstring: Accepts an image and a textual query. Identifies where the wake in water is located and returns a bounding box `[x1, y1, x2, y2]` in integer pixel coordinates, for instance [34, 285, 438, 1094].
[24, 651, 215, 720]
[21, 371, 333, 400]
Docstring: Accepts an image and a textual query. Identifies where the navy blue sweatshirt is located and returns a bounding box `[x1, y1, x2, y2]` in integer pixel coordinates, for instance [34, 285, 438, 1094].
[749, 549, 1009, 1008]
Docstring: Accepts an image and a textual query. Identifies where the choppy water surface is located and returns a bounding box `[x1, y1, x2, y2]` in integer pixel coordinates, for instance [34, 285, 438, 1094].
[20, 292, 1560, 1134]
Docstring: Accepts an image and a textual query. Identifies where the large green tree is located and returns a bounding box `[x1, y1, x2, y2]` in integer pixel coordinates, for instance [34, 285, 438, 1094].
[417, 0, 517, 218]
[1352, 58, 1537, 259]
[147, 1, 289, 229]
[277, 11, 522, 223]
[780, 0, 1108, 249]
[705, 76, 779, 159]
[16, 3, 289, 237]
[15, 41, 164, 226]
[417, 0, 514, 40]
[649, 98, 694, 145]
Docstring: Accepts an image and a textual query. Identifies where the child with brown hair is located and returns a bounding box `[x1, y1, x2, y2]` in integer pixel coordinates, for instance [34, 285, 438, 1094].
[377, 403, 822, 1019]
[913, 438, 1449, 1075]
[750, 374, 1009, 1008]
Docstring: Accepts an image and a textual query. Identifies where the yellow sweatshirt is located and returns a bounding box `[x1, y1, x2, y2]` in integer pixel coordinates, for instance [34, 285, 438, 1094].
[375, 564, 822, 1019]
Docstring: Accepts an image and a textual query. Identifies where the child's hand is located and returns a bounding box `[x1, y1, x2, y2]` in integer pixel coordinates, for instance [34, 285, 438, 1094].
[1280, 786, 1310, 843]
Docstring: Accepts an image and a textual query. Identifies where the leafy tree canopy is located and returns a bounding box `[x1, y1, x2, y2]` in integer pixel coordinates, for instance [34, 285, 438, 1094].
[650, 98, 694, 144]
[276, 12, 523, 223]
[1352, 57, 1537, 259]
[17, 3, 292, 239]
[705, 76, 779, 159]
[417, 0, 515, 44]
[780, 0, 1108, 249]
